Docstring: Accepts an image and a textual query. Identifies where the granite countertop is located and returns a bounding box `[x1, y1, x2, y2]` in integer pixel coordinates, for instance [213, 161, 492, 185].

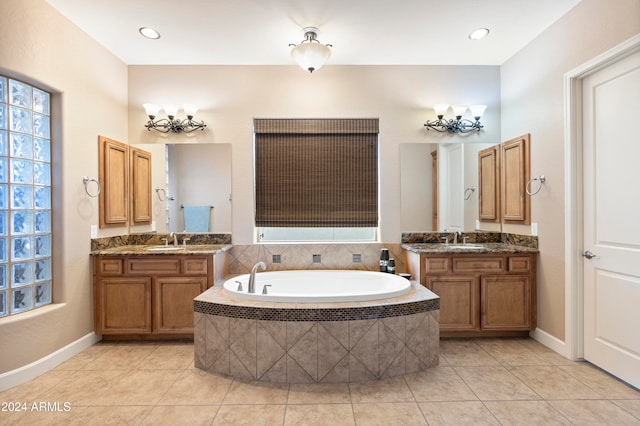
[401, 242, 539, 254]
[91, 244, 232, 256]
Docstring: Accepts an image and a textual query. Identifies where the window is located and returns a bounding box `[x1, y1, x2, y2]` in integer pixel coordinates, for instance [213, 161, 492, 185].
[0, 77, 52, 317]
[254, 119, 378, 242]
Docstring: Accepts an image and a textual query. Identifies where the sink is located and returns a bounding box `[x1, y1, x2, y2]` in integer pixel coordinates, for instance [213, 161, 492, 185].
[446, 244, 486, 250]
[146, 245, 185, 251]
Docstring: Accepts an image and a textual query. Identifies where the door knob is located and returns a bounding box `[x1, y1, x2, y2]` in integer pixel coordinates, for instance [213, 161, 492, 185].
[582, 251, 596, 259]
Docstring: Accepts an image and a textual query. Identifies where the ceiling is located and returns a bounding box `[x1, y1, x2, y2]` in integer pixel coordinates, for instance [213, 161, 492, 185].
[44, 0, 582, 66]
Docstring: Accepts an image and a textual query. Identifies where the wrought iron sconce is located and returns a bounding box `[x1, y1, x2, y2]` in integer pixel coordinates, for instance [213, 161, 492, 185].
[424, 104, 486, 134]
[143, 104, 206, 133]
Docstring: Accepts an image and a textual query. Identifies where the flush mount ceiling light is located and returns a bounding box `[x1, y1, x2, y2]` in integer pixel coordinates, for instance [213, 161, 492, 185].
[424, 104, 487, 133]
[468, 28, 490, 40]
[139, 27, 160, 40]
[289, 27, 333, 73]
[143, 104, 206, 133]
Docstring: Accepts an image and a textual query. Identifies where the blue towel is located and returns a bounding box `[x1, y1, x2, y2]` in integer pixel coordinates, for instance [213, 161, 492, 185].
[183, 205, 211, 232]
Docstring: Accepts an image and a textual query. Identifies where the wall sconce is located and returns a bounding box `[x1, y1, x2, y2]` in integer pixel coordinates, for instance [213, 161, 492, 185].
[289, 27, 333, 73]
[424, 104, 486, 133]
[143, 104, 206, 133]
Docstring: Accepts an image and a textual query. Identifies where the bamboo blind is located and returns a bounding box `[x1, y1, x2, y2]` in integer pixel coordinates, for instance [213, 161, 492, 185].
[254, 119, 379, 227]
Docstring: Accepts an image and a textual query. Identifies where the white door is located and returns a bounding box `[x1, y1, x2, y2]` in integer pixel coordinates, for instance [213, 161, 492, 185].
[438, 144, 464, 232]
[582, 50, 640, 389]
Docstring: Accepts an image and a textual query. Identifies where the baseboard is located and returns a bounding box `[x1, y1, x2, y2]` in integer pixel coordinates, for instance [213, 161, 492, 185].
[530, 327, 571, 358]
[0, 332, 101, 392]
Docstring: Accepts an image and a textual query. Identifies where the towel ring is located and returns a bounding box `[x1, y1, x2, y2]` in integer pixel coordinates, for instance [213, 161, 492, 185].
[464, 186, 476, 200]
[526, 175, 546, 196]
[155, 187, 166, 201]
[82, 176, 100, 198]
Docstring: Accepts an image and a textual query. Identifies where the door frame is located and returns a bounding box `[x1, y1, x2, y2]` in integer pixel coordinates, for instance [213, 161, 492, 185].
[564, 33, 640, 361]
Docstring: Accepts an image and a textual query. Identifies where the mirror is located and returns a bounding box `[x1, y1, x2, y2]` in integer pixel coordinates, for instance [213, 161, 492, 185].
[130, 143, 232, 234]
[400, 142, 501, 233]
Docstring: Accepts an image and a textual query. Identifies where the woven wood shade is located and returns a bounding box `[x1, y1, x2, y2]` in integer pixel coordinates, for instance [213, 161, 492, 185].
[255, 119, 379, 228]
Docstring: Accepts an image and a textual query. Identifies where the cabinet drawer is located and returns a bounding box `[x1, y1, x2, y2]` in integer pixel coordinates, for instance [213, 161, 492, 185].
[453, 256, 505, 273]
[183, 257, 209, 275]
[126, 258, 181, 275]
[96, 258, 123, 275]
[508, 256, 533, 273]
[425, 257, 450, 274]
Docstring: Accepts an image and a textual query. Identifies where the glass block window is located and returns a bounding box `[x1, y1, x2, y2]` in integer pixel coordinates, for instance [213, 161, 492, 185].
[0, 76, 52, 317]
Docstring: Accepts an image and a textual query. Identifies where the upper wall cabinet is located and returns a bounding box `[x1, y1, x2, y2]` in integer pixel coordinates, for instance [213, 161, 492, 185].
[501, 134, 530, 224]
[98, 136, 152, 228]
[130, 147, 152, 225]
[478, 145, 500, 223]
[99, 136, 129, 228]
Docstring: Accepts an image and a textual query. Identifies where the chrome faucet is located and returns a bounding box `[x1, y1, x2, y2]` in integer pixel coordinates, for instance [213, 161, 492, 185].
[169, 232, 178, 246]
[454, 231, 462, 245]
[248, 261, 266, 293]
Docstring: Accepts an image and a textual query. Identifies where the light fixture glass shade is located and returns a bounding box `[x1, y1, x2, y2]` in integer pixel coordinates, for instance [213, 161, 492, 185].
[434, 104, 450, 116]
[183, 104, 198, 118]
[163, 105, 179, 118]
[469, 104, 487, 119]
[452, 105, 468, 117]
[291, 42, 332, 73]
[143, 103, 161, 117]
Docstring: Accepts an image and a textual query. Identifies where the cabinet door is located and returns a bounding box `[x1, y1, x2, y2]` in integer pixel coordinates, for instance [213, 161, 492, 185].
[154, 277, 207, 333]
[428, 275, 480, 331]
[478, 145, 500, 222]
[130, 147, 152, 224]
[481, 275, 531, 330]
[501, 134, 530, 224]
[98, 136, 129, 228]
[95, 277, 151, 334]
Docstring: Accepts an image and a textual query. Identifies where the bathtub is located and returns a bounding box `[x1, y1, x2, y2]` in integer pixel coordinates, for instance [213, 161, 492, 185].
[223, 269, 411, 302]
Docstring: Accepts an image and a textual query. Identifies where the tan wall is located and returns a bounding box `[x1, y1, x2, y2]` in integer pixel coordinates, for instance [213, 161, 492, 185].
[500, 0, 640, 340]
[0, 0, 128, 373]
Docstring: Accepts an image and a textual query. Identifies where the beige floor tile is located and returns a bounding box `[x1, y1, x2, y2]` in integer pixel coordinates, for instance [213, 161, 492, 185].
[454, 366, 540, 401]
[0, 369, 69, 402]
[158, 369, 233, 405]
[67, 405, 152, 426]
[213, 404, 286, 425]
[222, 380, 289, 405]
[80, 343, 157, 370]
[549, 400, 640, 425]
[405, 367, 477, 402]
[484, 400, 573, 425]
[36, 369, 130, 406]
[508, 365, 601, 400]
[138, 343, 194, 370]
[2, 404, 85, 426]
[92, 369, 183, 406]
[439, 339, 500, 366]
[288, 382, 351, 404]
[348, 376, 414, 403]
[419, 401, 500, 425]
[352, 402, 427, 425]
[140, 405, 219, 426]
[284, 403, 355, 426]
[559, 363, 640, 399]
[612, 400, 640, 419]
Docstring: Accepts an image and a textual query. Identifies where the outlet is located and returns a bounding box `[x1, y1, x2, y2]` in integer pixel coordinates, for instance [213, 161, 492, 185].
[90, 225, 98, 238]
[531, 223, 538, 236]
[151, 221, 156, 231]
[475, 219, 481, 230]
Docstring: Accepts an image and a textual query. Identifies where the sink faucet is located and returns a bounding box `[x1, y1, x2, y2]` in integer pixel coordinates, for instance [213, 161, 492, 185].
[169, 232, 178, 246]
[454, 231, 462, 245]
[248, 261, 266, 293]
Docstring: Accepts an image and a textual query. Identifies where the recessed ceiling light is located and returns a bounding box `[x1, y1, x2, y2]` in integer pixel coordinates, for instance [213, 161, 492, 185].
[468, 28, 490, 40]
[139, 27, 160, 40]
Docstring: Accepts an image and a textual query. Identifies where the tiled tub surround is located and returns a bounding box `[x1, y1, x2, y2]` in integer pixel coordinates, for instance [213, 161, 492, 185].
[194, 282, 440, 383]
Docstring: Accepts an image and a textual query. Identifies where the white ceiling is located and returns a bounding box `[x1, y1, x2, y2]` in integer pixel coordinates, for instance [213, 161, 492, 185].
[44, 0, 582, 66]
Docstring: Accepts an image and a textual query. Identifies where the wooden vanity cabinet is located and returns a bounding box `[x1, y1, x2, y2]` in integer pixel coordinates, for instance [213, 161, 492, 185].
[406, 251, 536, 336]
[93, 255, 213, 338]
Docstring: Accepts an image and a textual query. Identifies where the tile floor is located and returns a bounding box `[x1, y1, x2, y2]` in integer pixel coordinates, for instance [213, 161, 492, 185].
[1, 337, 639, 425]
